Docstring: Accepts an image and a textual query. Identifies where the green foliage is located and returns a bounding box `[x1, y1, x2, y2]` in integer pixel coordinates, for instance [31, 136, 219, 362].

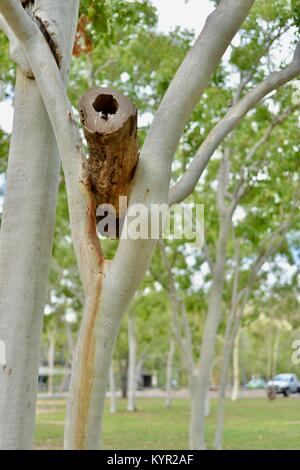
[79, 0, 157, 44]
[0, 32, 15, 100]
[1, 0, 299, 394]
[291, 0, 300, 29]
[0, 128, 9, 174]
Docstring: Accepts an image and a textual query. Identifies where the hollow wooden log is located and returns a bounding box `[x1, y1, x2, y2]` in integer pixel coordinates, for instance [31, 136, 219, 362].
[79, 87, 138, 223]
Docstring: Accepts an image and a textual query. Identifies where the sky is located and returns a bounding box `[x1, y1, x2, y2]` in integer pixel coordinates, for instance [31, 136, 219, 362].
[151, 0, 214, 36]
[0, 0, 214, 133]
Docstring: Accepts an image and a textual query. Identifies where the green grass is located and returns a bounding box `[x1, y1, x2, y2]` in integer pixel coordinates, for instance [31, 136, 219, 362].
[34, 396, 300, 450]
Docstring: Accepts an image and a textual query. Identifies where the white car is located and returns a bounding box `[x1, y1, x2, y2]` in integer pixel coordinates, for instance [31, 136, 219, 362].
[267, 373, 300, 397]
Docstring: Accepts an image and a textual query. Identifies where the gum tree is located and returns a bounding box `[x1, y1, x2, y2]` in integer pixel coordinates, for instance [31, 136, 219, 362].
[0, 0, 79, 449]
[0, 0, 299, 450]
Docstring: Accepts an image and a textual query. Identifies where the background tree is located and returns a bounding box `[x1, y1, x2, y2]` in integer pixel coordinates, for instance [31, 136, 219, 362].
[0, 0, 299, 451]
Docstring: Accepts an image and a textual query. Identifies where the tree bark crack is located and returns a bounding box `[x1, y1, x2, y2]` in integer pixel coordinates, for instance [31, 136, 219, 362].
[22, 0, 62, 68]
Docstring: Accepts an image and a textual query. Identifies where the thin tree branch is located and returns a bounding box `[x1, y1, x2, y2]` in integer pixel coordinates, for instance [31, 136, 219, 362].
[159, 240, 195, 374]
[50, 258, 84, 306]
[0, 0, 255, 296]
[0, 0, 259, 450]
[0, 13, 32, 77]
[217, 146, 231, 214]
[169, 42, 300, 206]
[94, 58, 117, 79]
[0, 0, 103, 296]
[228, 103, 300, 214]
[203, 238, 215, 275]
[246, 104, 300, 167]
[237, 24, 291, 93]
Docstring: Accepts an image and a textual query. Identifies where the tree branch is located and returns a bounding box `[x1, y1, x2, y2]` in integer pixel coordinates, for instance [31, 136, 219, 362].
[169, 42, 300, 206]
[0, 0, 103, 296]
[246, 103, 299, 167]
[0, 0, 255, 292]
[237, 24, 291, 94]
[159, 240, 195, 374]
[249, 218, 292, 285]
[0, 13, 32, 77]
[203, 238, 215, 275]
[227, 103, 300, 214]
[0, 0, 258, 450]
[216, 146, 231, 213]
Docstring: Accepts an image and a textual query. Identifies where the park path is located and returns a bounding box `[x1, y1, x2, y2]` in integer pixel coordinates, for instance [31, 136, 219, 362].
[38, 388, 300, 400]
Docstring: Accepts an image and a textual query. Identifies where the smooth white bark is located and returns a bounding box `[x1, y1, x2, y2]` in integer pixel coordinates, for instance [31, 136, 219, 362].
[214, 218, 292, 449]
[0, 0, 78, 450]
[109, 366, 117, 414]
[0, 0, 255, 449]
[127, 311, 137, 412]
[215, 314, 237, 449]
[189, 377, 210, 448]
[47, 331, 55, 396]
[0, 72, 60, 449]
[165, 336, 175, 409]
[204, 392, 210, 418]
[272, 326, 280, 378]
[231, 332, 240, 402]
[192, 211, 231, 450]
[189, 96, 299, 449]
[0, 14, 32, 77]
[214, 238, 240, 449]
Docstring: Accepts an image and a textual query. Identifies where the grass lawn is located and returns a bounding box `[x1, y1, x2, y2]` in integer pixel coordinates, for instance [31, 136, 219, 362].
[34, 396, 300, 450]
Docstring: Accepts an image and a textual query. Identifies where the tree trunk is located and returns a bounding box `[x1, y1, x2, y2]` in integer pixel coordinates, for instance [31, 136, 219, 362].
[214, 366, 228, 449]
[120, 359, 128, 399]
[272, 326, 280, 378]
[0, 0, 255, 449]
[127, 311, 137, 412]
[191, 214, 230, 449]
[267, 324, 273, 379]
[0, 70, 59, 449]
[0, 0, 78, 449]
[47, 331, 56, 396]
[135, 355, 144, 393]
[109, 365, 117, 414]
[58, 321, 74, 392]
[214, 297, 239, 450]
[189, 376, 204, 450]
[165, 336, 175, 409]
[231, 330, 240, 401]
[205, 391, 210, 418]
[215, 318, 242, 449]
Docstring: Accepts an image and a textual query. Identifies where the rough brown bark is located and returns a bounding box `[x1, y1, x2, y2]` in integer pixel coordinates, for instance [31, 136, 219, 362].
[79, 87, 138, 233]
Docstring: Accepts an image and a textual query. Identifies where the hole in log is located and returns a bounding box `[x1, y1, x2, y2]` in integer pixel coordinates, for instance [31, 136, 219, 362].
[79, 87, 138, 240]
[92, 94, 118, 120]
[21, 0, 35, 6]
